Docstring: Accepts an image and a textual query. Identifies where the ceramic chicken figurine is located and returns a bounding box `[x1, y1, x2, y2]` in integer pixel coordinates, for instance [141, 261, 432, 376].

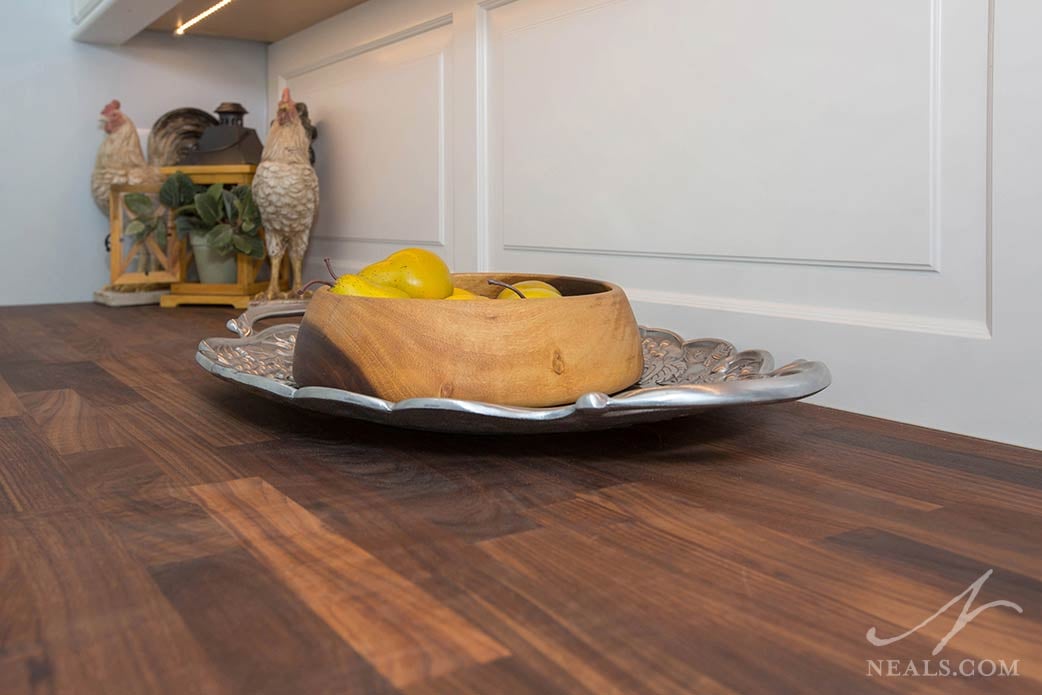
[91, 100, 163, 214]
[91, 100, 217, 215]
[252, 88, 319, 299]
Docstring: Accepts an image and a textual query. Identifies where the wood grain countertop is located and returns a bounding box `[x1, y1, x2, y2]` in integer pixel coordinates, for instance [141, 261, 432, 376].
[0, 303, 1038, 694]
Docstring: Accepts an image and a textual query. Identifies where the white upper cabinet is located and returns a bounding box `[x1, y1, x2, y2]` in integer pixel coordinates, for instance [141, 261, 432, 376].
[73, 0, 372, 45]
[71, 0, 104, 25]
[72, 0, 180, 44]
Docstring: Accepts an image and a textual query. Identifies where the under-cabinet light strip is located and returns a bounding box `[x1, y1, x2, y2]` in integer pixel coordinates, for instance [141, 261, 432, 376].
[174, 0, 235, 35]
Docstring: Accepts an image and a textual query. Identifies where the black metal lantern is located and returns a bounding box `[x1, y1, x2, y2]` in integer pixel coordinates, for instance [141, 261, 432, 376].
[182, 102, 264, 166]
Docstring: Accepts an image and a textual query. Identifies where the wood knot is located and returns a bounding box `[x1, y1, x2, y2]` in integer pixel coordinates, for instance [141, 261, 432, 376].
[551, 350, 565, 375]
[439, 382, 454, 398]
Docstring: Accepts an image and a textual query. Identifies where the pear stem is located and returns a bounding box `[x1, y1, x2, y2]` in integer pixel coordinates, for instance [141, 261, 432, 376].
[323, 257, 337, 280]
[299, 279, 333, 295]
[487, 279, 527, 299]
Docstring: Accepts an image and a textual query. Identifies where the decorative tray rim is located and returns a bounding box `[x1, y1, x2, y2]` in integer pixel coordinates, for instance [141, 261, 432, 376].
[195, 302, 830, 430]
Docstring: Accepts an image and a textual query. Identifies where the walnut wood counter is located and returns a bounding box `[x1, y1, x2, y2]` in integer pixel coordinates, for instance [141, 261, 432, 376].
[0, 303, 1039, 694]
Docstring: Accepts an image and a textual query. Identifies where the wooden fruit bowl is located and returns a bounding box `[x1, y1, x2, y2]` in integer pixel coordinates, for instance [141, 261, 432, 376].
[292, 273, 644, 407]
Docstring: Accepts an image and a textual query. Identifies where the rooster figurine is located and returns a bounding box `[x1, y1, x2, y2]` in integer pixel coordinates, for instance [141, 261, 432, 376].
[91, 100, 217, 215]
[91, 100, 162, 214]
[252, 88, 319, 299]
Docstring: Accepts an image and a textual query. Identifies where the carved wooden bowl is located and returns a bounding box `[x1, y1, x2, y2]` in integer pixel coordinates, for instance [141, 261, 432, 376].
[292, 273, 644, 407]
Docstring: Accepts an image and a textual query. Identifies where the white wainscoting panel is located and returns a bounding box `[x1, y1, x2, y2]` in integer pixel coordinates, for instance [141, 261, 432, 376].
[498, 0, 934, 266]
[282, 21, 454, 266]
[483, 0, 989, 328]
[268, 0, 1042, 449]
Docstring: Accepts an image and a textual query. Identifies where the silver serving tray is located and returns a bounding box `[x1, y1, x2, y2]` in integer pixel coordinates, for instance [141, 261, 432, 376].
[196, 301, 830, 433]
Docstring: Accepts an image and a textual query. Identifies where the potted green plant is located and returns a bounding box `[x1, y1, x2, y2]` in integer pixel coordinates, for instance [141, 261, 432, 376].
[160, 172, 264, 284]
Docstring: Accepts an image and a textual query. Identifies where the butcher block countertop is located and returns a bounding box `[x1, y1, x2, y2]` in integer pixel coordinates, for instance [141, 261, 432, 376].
[0, 303, 1039, 695]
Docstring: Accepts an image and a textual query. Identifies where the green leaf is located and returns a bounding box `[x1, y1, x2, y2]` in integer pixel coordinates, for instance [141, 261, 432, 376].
[206, 183, 224, 202]
[125, 220, 146, 238]
[231, 234, 251, 255]
[243, 234, 265, 259]
[221, 190, 238, 225]
[241, 219, 256, 233]
[124, 193, 154, 218]
[160, 173, 195, 208]
[159, 176, 180, 209]
[179, 174, 199, 199]
[241, 197, 259, 228]
[228, 230, 262, 257]
[153, 218, 167, 247]
[209, 223, 234, 252]
[194, 192, 221, 227]
[232, 186, 258, 218]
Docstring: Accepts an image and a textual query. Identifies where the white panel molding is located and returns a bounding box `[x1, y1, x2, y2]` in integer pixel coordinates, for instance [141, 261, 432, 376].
[498, 0, 629, 35]
[320, 236, 445, 247]
[627, 288, 992, 340]
[307, 51, 449, 249]
[302, 240, 370, 276]
[437, 49, 448, 250]
[284, 18, 452, 251]
[476, 0, 526, 270]
[501, 244, 940, 272]
[927, 0, 943, 273]
[282, 14, 454, 80]
[484, 0, 948, 273]
[478, 0, 524, 13]
[985, 0, 996, 334]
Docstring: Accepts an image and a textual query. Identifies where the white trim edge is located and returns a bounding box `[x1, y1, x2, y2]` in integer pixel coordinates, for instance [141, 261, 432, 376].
[627, 288, 992, 340]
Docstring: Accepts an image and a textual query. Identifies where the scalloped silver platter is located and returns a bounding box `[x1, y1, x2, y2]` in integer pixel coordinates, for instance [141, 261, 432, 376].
[196, 305, 829, 433]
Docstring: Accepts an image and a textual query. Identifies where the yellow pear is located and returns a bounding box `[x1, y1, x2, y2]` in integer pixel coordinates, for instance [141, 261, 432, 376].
[329, 274, 410, 298]
[495, 279, 562, 300]
[444, 288, 490, 301]
[359, 248, 453, 299]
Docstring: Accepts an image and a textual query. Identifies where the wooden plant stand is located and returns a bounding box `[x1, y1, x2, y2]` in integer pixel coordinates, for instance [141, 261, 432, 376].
[161, 252, 272, 310]
[96, 183, 180, 306]
[108, 184, 182, 287]
[158, 165, 287, 309]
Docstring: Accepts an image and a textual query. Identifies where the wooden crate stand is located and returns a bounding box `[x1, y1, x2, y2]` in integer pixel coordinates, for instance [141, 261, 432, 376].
[158, 165, 287, 309]
[109, 184, 182, 287]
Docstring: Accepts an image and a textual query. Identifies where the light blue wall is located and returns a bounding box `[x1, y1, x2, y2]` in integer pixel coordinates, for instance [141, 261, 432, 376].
[0, 1, 268, 305]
